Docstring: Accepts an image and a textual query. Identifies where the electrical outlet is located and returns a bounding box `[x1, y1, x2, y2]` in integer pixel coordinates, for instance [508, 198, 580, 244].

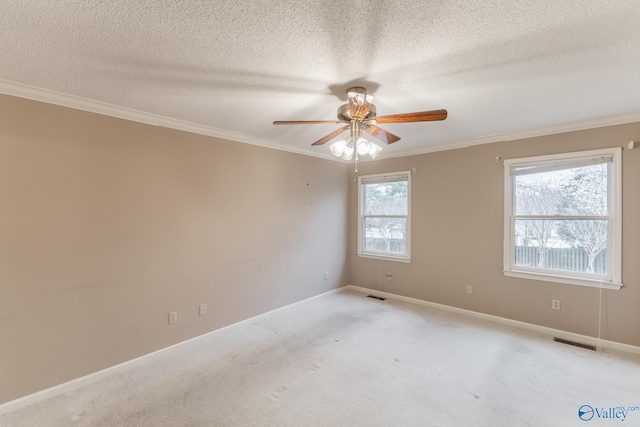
[324, 271, 329, 280]
[199, 304, 207, 316]
[386, 273, 392, 280]
[551, 299, 561, 311]
[169, 311, 178, 325]
[467, 285, 473, 294]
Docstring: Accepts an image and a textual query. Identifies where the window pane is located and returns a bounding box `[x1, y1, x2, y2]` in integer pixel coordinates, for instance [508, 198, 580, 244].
[364, 217, 406, 254]
[364, 181, 408, 216]
[514, 163, 608, 216]
[514, 219, 607, 274]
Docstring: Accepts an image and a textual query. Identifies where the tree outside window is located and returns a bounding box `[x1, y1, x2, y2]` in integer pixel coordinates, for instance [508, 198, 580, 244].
[514, 163, 608, 274]
[504, 148, 621, 289]
[358, 172, 410, 261]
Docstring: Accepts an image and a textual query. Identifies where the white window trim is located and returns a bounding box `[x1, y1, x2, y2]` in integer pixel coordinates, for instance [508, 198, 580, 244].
[357, 171, 411, 262]
[503, 147, 622, 290]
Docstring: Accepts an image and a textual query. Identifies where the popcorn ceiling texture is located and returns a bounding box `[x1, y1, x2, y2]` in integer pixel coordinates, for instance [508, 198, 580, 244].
[1, 1, 640, 156]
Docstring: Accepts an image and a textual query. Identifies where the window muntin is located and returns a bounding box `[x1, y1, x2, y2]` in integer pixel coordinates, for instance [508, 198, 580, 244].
[358, 172, 410, 261]
[504, 148, 621, 289]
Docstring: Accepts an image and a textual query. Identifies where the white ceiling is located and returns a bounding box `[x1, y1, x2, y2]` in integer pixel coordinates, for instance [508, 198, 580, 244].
[2, 1, 640, 160]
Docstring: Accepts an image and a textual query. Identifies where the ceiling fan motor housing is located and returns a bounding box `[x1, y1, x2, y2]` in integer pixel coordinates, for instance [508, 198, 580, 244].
[337, 103, 377, 122]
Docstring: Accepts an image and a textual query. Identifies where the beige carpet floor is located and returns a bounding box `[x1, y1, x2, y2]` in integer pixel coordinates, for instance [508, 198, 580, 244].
[2, 289, 640, 426]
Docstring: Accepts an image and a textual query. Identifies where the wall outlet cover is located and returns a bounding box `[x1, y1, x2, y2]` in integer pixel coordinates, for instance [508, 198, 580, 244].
[169, 311, 178, 325]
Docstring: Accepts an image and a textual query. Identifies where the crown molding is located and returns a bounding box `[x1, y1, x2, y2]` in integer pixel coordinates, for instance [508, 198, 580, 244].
[2, 79, 639, 163]
[0, 79, 336, 161]
[380, 111, 640, 160]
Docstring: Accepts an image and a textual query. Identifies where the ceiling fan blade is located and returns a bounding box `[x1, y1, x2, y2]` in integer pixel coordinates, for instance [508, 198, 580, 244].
[273, 120, 341, 125]
[364, 125, 401, 144]
[311, 125, 350, 146]
[373, 109, 448, 124]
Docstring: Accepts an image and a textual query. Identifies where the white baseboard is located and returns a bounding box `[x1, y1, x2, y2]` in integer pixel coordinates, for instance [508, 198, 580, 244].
[345, 285, 640, 356]
[0, 286, 344, 416]
[4, 284, 638, 415]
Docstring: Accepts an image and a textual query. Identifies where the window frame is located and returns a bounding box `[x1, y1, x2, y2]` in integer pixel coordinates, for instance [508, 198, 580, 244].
[503, 147, 622, 290]
[357, 171, 411, 263]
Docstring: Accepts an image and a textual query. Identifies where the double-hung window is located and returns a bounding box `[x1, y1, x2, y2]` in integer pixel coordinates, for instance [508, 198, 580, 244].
[358, 171, 411, 262]
[503, 148, 622, 289]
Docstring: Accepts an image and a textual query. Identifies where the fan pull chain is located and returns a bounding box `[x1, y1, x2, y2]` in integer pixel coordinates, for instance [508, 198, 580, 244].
[354, 152, 359, 176]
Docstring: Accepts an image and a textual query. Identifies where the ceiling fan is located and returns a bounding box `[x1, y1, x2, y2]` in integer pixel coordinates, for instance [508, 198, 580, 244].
[273, 87, 447, 160]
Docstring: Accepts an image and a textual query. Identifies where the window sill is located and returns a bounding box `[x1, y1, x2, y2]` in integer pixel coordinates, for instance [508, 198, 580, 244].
[504, 269, 622, 290]
[357, 252, 411, 263]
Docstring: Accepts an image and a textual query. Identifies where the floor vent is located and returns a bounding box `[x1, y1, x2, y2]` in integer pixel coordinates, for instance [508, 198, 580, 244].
[367, 295, 386, 301]
[553, 337, 597, 351]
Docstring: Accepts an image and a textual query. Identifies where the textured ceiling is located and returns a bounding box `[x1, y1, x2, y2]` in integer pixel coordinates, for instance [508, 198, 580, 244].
[2, 1, 640, 160]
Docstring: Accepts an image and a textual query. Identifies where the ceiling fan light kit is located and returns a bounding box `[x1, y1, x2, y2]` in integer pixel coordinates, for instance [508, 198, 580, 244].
[273, 86, 447, 164]
[329, 118, 382, 161]
[329, 136, 382, 161]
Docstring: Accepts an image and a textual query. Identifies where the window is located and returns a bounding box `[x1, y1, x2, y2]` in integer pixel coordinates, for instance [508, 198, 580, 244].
[503, 148, 622, 289]
[358, 171, 411, 262]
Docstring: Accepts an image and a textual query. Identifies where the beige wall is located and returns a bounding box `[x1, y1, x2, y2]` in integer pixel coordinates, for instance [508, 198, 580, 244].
[2, 91, 639, 405]
[0, 94, 351, 404]
[349, 123, 640, 347]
